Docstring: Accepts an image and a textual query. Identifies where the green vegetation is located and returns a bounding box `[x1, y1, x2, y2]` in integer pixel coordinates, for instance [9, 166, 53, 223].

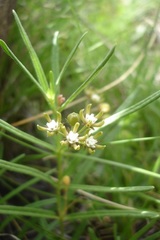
[1, 1, 160, 239]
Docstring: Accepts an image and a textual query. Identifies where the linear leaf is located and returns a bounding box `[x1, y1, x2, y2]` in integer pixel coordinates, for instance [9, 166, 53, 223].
[65, 152, 160, 180]
[101, 88, 160, 128]
[0, 119, 54, 152]
[12, 10, 49, 92]
[0, 154, 25, 176]
[56, 32, 87, 86]
[70, 184, 154, 192]
[0, 40, 44, 94]
[52, 31, 59, 83]
[60, 45, 116, 111]
[0, 205, 57, 219]
[0, 131, 49, 154]
[130, 219, 158, 240]
[109, 136, 160, 144]
[66, 209, 159, 220]
[0, 159, 55, 186]
[0, 169, 55, 204]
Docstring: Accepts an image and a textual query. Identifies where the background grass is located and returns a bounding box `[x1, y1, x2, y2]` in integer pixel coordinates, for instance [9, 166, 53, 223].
[1, 0, 160, 239]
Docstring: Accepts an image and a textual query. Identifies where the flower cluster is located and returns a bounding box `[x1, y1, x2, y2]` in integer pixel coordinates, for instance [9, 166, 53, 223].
[37, 104, 105, 153]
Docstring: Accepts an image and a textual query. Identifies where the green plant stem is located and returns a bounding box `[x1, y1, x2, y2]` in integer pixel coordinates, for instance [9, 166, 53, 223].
[56, 150, 65, 238]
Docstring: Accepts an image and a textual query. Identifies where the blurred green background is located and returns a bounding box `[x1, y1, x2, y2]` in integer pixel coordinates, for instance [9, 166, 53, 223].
[1, 0, 160, 239]
[1, 0, 160, 162]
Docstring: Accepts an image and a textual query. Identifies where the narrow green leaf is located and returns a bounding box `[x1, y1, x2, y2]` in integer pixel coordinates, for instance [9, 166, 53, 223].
[144, 231, 160, 240]
[47, 70, 56, 108]
[12, 10, 49, 92]
[0, 159, 56, 186]
[70, 184, 154, 193]
[48, 70, 56, 98]
[0, 119, 54, 152]
[52, 31, 59, 82]
[102, 88, 160, 128]
[88, 227, 99, 240]
[0, 40, 44, 95]
[18, 216, 56, 239]
[56, 32, 88, 86]
[66, 210, 159, 220]
[0, 39, 14, 56]
[27, 198, 56, 208]
[60, 45, 115, 111]
[0, 154, 25, 176]
[65, 152, 160, 180]
[130, 219, 157, 240]
[109, 136, 160, 144]
[0, 131, 49, 154]
[0, 215, 13, 232]
[72, 220, 87, 240]
[0, 170, 54, 204]
[0, 205, 57, 219]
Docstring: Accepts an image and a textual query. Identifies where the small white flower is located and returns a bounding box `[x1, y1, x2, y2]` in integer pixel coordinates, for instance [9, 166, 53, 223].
[85, 136, 97, 149]
[46, 120, 59, 131]
[91, 93, 101, 103]
[85, 114, 97, 124]
[66, 131, 79, 144]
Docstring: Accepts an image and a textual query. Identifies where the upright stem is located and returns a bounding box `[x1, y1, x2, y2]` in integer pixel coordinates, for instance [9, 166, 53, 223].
[56, 149, 65, 237]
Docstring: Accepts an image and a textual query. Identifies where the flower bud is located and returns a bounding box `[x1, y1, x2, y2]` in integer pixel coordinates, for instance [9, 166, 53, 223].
[99, 103, 110, 113]
[62, 175, 71, 186]
[67, 112, 79, 126]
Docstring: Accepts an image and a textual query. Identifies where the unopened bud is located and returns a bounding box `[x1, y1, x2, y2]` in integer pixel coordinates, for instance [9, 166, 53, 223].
[99, 103, 110, 113]
[57, 94, 65, 106]
[67, 112, 79, 126]
[62, 175, 71, 186]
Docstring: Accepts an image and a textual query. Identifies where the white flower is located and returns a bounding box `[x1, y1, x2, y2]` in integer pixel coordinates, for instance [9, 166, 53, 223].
[66, 131, 79, 144]
[85, 114, 97, 124]
[46, 120, 59, 131]
[79, 104, 104, 128]
[85, 136, 97, 149]
[91, 93, 101, 103]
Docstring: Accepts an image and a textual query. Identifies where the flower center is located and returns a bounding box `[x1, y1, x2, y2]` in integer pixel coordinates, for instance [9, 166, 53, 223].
[85, 114, 97, 124]
[66, 131, 79, 144]
[85, 136, 97, 148]
[91, 93, 100, 103]
[46, 120, 59, 131]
